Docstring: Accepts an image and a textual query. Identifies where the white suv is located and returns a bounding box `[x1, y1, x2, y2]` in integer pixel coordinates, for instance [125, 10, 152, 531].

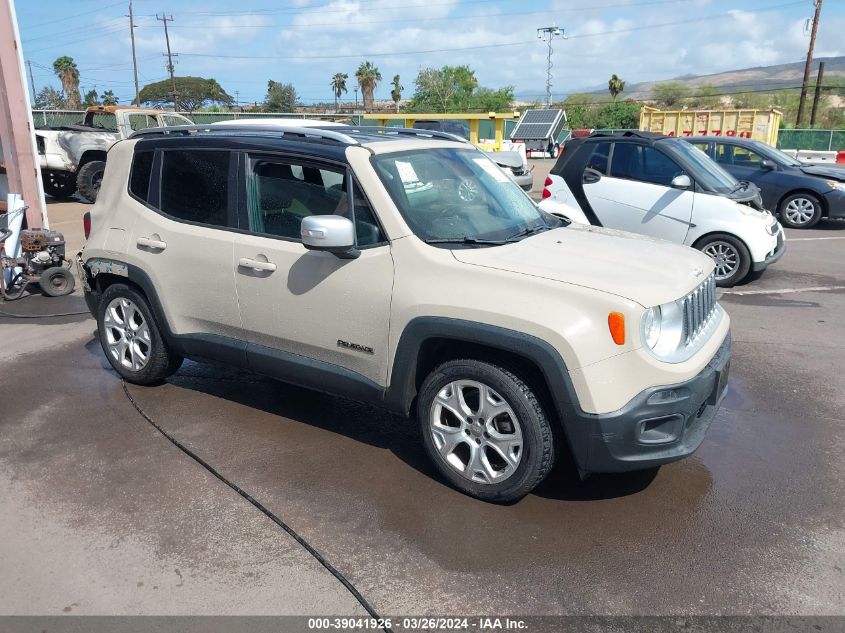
[539, 132, 785, 286]
[78, 124, 731, 502]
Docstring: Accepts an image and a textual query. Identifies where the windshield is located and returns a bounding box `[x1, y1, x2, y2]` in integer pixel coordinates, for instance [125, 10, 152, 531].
[747, 140, 802, 167]
[660, 138, 738, 193]
[372, 148, 555, 245]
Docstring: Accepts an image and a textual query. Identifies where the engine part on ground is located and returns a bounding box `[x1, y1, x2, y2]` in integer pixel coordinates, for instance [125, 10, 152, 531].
[0, 228, 76, 300]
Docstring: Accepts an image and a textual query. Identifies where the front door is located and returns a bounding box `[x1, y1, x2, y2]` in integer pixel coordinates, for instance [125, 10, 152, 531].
[233, 154, 394, 386]
[582, 142, 694, 243]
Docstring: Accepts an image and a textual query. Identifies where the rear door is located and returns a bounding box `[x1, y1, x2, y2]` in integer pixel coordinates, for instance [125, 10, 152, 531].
[711, 142, 783, 209]
[581, 141, 694, 243]
[232, 153, 394, 387]
[127, 147, 243, 346]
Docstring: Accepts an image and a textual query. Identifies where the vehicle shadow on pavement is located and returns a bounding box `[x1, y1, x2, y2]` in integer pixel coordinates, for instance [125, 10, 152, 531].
[81, 340, 660, 504]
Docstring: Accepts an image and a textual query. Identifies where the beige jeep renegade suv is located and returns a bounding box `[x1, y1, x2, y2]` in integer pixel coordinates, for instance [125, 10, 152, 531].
[78, 124, 731, 502]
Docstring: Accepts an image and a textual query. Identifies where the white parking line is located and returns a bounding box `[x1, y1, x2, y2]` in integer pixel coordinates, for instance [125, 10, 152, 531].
[721, 285, 845, 296]
[788, 236, 845, 241]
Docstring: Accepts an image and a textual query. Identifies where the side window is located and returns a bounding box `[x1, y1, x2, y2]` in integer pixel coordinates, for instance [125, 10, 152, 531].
[611, 144, 682, 186]
[585, 142, 611, 175]
[128, 151, 154, 203]
[127, 114, 159, 131]
[161, 114, 191, 127]
[246, 157, 384, 246]
[731, 146, 765, 167]
[690, 142, 709, 155]
[159, 150, 232, 227]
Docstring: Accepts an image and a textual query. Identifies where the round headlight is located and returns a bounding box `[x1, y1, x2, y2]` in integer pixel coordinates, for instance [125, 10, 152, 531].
[642, 306, 661, 349]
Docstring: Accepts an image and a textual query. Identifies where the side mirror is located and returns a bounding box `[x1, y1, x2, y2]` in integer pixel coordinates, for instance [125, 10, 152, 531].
[671, 174, 692, 189]
[761, 160, 776, 171]
[582, 168, 602, 184]
[301, 215, 360, 259]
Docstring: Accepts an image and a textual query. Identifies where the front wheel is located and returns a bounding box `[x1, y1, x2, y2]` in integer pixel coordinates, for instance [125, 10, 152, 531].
[77, 161, 106, 202]
[696, 234, 752, 287]
[417, 359, 555, 502]
[42, 170, 77, 198]
[778, 192, 822, 229]
[39, 266, 75, 297]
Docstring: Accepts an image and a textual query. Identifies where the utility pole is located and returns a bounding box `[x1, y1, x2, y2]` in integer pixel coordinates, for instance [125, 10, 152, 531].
[156, 14, 178, 109]
[25, 59, 36, 102]
[537, 25, 564, 107]
[128, 2, 140, 106]
[810, 61, 825, 126]
[796, 0, 823, 126]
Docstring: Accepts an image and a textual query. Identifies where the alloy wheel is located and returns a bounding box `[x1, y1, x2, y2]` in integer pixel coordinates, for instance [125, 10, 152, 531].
[429, 379, 523, 484]
[703, 241, 740, 281]
[103, 297, 151, 371]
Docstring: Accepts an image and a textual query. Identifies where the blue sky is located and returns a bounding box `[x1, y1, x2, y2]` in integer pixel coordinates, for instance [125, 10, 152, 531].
[17, 0, 845, 107]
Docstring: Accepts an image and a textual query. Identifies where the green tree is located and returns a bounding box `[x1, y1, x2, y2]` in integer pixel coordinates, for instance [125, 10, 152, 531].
[407, 65, 478, 113]
[356, 61, 382, 111]
[390, 74, 403, 113]
[608, 74, 626, 101]
[263, 80, 297, 112]
[651, 81, 691, 107]
[82, 88, 99, 107]
[101, 90, 118, 106]
[469, 86, 514, 112]
[593, 100, 641, 129]
[52, 56, 80, 109]
[330, 72, 348, 110]
[560, 93, 598, 129]
[34, 86, 65, 109]
[730, 91, 771, 109]
[692, 84, 721, 109]
[139, 76, 232, 112]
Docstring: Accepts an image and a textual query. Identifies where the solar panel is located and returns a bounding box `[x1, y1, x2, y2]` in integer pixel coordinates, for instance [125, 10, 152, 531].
[510, 109, 565, 141]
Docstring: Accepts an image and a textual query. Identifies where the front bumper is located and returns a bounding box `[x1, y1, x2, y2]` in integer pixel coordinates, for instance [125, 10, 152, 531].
[752, 226, 786, 272]
[513, 173, 533, 191]
[567, 333, 731, 473]
[823, 188, 845, 219]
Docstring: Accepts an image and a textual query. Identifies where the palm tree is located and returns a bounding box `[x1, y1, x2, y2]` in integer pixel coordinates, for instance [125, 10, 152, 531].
[102, 90, 118, 106]
[53, 56, 81, 109]
[330, 72, 348, 111]
[390, 74, 403, 113]
[355, 61, 381, 112]
[608, 74, 626, 101]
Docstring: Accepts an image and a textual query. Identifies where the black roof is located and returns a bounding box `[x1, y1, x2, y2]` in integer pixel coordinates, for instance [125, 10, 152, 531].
[680, 136, 762, 145]
[587, 130, 668, 141]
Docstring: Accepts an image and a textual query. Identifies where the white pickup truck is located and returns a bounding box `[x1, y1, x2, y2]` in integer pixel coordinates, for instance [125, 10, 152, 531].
[35, 105, 192, 202]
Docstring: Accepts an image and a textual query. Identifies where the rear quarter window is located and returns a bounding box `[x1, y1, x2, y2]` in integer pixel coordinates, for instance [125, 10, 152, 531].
[158, 150, 232, 228]
[128, 151, 154, 203]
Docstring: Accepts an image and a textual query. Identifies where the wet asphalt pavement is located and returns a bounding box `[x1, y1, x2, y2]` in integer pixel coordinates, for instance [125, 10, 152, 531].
[1, 197, 843, 620]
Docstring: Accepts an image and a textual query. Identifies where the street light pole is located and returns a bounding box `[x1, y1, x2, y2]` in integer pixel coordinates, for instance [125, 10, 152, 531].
[537, 25, 564, 108]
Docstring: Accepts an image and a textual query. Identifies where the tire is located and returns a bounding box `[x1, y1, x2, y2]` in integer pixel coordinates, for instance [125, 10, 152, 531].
[417, 359, 555, 503]
[97, 283, 183, 385]
[778, 192, 823, 229]
[39, 266, 75, 297]
[549, 143, 559, 159]
[695, 233, 752, 288]
[76, 161, 106, 203]
[42, 170, 77, 198]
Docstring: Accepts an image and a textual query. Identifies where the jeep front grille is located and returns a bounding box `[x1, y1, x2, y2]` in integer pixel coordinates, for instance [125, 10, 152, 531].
[682, 273, 717, 345]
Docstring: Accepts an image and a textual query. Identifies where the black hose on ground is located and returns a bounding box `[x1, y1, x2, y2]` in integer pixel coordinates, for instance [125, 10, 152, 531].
[120, 381, 392, 630]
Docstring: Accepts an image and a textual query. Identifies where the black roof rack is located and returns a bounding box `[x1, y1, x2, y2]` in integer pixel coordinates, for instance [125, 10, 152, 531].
[331, 126, 470, 143]
[130, 124, 360, 145]
[588, 130, 667, 140]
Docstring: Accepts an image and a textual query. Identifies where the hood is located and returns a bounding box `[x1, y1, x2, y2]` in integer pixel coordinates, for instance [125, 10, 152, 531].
[800, 164, 845, 181]
[486, 151, 524, 169]
[726, 181, 764, 209]
[451, 224, 713, 308]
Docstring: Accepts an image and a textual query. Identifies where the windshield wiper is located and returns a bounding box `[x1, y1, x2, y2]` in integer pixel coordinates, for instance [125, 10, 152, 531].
[424, 237, 510, 246]
[505, 223, 551, 241]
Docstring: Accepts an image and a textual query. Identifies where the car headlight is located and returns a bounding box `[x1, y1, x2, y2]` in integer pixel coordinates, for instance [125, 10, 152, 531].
[641, 302, 685, 359]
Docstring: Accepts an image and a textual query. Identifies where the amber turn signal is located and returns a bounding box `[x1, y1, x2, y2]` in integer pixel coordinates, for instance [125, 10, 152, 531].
[608, 312, 625, 345]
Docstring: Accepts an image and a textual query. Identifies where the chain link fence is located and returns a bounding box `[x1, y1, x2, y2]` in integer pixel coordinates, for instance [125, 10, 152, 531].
[31, 110, 360, 129]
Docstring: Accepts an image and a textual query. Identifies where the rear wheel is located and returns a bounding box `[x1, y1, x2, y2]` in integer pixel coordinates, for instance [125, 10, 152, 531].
[696, 233, 752, 287]
[42, 170, 77, 198]
[778, 192, 822, 229]
[77, 161, 106, 202]
[417, 359, 555, 502]
[97, 284, 182, 384]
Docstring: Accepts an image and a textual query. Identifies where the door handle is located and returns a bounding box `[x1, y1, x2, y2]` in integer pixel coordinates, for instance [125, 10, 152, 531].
[238, 257, 277, 273]
[137, 236, 167, 250]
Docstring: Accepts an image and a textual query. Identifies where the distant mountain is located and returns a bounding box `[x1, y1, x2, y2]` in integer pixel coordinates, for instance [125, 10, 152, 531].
[514, 56, 845, 104]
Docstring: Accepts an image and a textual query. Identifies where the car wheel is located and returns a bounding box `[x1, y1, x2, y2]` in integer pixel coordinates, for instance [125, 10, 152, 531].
[696, 234, 752, 287]
[778, 192, 822, 229]
[38, 266, 75, 297]
[42, 170, 77, 198]
[97, 284, 183, 385]
[549, 143, 559, 159]
[77, 161, 106, 203]
[417, 359, 555, 503]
